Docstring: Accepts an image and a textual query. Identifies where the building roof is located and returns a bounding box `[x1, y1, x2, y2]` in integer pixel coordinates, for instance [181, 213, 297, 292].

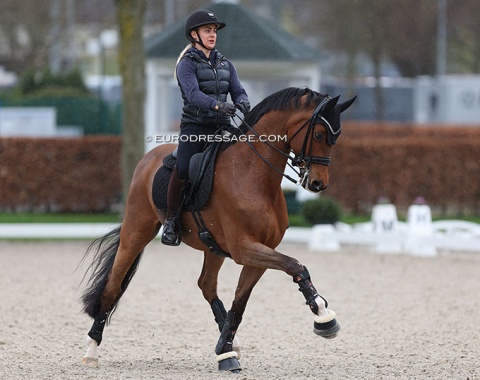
[145, 1, 320, 62]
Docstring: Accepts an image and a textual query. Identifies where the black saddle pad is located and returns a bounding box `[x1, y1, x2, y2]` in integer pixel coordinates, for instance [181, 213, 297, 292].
[152, 140, 224, 212]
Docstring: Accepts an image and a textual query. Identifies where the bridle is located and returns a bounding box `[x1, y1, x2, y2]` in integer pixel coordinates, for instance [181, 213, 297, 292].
[232, 95, 340, 186]
[289, 95, 339, 187]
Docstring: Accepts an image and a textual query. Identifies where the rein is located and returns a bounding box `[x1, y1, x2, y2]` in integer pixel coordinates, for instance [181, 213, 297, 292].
[231, 96, 335, 186]
[231, 114, 300, 184]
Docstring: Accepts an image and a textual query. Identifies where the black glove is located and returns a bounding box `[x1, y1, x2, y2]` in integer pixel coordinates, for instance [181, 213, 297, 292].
[216, 101, 236, 116]
[235, 100, 251, 115]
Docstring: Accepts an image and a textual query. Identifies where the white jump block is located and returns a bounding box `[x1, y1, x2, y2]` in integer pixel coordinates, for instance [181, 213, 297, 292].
[308, 224, 340, 252]
[404, 205, 437, 257]
[371, 204, 402, 253]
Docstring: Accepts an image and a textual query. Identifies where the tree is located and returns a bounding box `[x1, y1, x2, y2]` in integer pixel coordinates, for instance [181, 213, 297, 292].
[449, 0, 480, 73]
[116, 0, 146, 205]
[309, 0, 394, 120]
[0, 0, 53, 74]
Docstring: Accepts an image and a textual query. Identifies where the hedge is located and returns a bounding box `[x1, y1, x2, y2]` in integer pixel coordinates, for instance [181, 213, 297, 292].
[1, 123, 479, 215]
[328, 122, 480, 216]
[0, 137, 121, 212]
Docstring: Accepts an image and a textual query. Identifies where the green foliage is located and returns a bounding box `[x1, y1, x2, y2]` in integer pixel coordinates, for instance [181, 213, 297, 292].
[17, 96, 121, 135]
[23, 86, 91, 99]
[0, 213, 121, 223]
[301, 196, 343, 225]
[18, 67, 89, 96]
[4, 66, 121, 135]
[287, 213, 310, 227]
[283, 189, 301, 214]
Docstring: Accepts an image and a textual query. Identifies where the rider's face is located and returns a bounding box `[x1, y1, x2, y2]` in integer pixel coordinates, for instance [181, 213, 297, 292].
[192, 24, 218, 50]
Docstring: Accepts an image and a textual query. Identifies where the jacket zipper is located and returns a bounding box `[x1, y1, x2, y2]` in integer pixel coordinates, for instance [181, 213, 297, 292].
[201, 55, 226, 124]
[210, 57, 223, 125]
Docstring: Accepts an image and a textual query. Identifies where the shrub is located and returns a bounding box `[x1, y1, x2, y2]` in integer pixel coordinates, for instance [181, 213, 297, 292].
[301, 196, 343, 225]
[18, 67, 89, 96]
[283, 189, 301, 214]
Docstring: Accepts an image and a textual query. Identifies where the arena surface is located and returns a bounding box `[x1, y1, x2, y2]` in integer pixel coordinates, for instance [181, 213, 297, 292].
[1, 240, 478, 379]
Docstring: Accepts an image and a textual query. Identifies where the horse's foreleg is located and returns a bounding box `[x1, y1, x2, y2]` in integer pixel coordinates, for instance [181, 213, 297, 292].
[214, 266, 266, 372]
[293, 266, 339, 338]
[232, 241, 339, 339]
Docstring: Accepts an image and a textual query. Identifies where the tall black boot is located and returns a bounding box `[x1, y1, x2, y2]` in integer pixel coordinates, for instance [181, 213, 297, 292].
[161, 167, 187, 246]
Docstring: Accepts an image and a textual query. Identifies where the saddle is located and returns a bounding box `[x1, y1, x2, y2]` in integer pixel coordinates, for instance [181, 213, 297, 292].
[151, 127, 241, 258]
[151, 139, 223, 212]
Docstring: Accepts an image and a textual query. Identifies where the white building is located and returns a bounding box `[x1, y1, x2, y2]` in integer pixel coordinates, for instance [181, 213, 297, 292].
[143, 0, 322, 149]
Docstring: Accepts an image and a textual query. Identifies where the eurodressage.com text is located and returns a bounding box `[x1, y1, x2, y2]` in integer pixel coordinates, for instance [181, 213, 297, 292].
[149, 134, 288, 144]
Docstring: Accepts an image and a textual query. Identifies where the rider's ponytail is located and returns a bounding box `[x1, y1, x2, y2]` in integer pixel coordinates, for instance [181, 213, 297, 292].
[174, 43, 193, 80]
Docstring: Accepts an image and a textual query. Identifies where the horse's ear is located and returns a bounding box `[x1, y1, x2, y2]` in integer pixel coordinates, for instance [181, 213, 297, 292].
[323, 95, 340, 113]
[338, 95, 357, 113]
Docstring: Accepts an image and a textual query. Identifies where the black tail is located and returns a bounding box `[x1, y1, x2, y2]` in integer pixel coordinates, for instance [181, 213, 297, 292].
[79, 226, 144, 321]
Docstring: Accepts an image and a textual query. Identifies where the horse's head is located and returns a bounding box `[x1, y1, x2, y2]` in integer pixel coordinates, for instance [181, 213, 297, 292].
[289, 93, 356, 192]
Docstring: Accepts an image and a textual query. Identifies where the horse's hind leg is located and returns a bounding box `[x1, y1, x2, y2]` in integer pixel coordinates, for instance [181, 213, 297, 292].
[81, 191, 160, 366]
[197, 251, 244, 359]
[214, 265, 266, 372]
[197, 251, 227, 331]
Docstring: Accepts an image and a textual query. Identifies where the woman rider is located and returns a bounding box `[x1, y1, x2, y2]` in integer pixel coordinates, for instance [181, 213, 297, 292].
[161, 9, 251, 246]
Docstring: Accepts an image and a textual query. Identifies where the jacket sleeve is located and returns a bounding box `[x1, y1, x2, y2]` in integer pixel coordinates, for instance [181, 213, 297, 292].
[176, 58, 218, 110]
[228, 61, 249, 104]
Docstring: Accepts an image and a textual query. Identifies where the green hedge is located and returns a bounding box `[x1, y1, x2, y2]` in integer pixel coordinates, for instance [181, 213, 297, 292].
[301, 197, 343, 225]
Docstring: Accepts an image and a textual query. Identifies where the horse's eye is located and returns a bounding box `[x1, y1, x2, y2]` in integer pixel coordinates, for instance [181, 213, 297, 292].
[314, 132, 323, 142]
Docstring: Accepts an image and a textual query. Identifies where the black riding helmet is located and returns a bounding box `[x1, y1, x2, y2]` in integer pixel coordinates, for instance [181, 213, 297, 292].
[184, 9, 226, 48]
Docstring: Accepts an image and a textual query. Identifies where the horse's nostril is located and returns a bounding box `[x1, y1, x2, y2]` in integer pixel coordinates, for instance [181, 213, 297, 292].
[310, 180, 325, 192]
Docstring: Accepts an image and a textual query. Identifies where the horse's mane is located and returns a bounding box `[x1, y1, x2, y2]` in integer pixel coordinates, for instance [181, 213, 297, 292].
[243, 87, 326, 127]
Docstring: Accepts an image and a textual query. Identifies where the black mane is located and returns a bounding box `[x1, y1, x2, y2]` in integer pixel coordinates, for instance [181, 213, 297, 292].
[242, 87, 326, 128]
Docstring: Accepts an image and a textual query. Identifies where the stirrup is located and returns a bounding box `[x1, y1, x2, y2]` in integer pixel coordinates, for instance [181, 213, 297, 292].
[161, 218, 181, 246]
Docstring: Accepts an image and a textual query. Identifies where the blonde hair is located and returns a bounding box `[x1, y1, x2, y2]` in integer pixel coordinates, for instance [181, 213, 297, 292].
[174, 43, 194, 80]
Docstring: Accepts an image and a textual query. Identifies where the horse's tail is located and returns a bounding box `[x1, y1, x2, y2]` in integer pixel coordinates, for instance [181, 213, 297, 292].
[79, 226, 144, 321]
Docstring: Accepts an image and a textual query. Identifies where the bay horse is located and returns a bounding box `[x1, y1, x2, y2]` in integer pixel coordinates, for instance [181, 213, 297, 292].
[80, 87, 356, 372]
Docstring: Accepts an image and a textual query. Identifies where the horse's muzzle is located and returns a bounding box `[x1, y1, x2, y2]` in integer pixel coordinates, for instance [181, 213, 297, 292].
[309, 180, 327, 192]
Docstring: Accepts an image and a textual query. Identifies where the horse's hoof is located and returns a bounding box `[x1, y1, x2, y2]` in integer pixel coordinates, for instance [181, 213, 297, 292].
[232, 336, 241, 359]
[81, 357, 99, 367]
[218, 357, 242, 372]
[313, 318, 340, 339]
[217, 352, 242, 372]
[313, 309, 340, 339]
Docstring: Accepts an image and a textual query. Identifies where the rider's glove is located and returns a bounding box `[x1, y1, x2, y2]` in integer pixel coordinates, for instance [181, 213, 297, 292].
[235, 100, 251, 115]
[215, 101, 236, 116]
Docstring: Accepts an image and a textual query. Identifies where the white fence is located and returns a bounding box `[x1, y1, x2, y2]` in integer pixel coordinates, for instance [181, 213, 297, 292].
[307, 204, 480, 256]
[0, 204, 478, 256]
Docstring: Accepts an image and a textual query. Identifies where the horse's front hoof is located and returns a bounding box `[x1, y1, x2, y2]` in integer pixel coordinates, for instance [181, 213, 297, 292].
[313, 309, 340, 339]
[217, 352, 242, 372]
[81, 357, 99, 367]
[313, 318, 340, 339]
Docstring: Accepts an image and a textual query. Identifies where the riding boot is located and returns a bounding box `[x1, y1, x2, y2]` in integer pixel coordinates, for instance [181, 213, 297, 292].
[161, 168, 187, 246]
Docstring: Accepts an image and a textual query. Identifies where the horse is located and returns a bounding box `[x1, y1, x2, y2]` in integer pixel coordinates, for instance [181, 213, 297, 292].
[79, 87, 356, 373]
